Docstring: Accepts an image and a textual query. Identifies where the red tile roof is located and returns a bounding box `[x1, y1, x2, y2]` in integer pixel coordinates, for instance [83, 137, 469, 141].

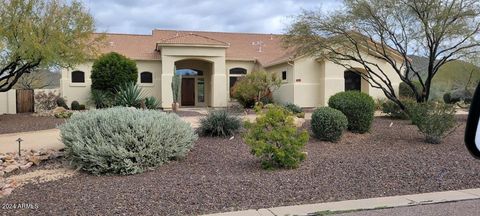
[158, 33, 230, 46]
[98, 29, 291, 65]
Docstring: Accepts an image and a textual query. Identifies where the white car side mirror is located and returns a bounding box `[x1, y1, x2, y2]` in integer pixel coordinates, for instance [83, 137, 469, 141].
[465, 83, 480, 159]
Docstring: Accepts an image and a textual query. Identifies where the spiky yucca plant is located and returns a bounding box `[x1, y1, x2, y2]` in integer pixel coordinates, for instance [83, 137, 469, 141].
[115, 82, 145, 108]
[145, 96, 160, 109]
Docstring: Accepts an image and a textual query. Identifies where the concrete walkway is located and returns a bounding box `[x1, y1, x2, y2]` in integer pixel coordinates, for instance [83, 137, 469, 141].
[0, 129, 63, 154]
[203, 189, 480, 216]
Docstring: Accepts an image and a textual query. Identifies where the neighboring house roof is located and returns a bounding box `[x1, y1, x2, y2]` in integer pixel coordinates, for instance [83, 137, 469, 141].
[97, 29, 290, 65]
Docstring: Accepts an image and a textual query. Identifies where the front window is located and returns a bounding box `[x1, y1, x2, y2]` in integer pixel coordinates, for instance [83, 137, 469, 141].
[71, 71, 85, 83]
[229, 68, 247, 98]
[282, 71, 287, 81]
[140, 71, 153, 83]
[344, 70, 361, 91]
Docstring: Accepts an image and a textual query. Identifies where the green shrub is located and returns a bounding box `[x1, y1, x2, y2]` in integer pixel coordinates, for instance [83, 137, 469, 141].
[244, 105, 309, 169]
[296, 112, 305, 118]
[407, 102, 457, 144]
[54, 111, 72, 119]
[253, 101, 264, 113]
[444, 89, 473, 104]
[144, 96, 160, 109]
[90, 90, 115, 109]
[198, 110, 242, 137]
[374, 98, 387, 111]
[231, 71, 281, 108]
[328, 91, 375, 133]
[60, 107, 197, 175]
[91, 52, 138, 92]
[381, 100, 408, 119]
[284, 103, 302, 114]
[311, 107, 348, 142]
[443, 92, 453, 104]
[283, 103, 305, 118]
[399, 81, 422, 99]
[259, 92, 274, 105]
[79, 104, 86, 110]
[56, 97, 69, 109]
[71, 101, 81, 110]
[115, 82, 145, 108]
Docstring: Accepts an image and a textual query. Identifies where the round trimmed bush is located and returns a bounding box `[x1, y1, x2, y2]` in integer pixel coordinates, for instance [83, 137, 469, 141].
[445, 89, 473, 104]
[328, 91, 375, 133]
[399, 81, 422, 99]
[311, 107, 348, 142]
[60, 107, 197, 175]
[91, 52, 138, 92]
[71, 100, 81, 110]
[199, 110, 242, 137]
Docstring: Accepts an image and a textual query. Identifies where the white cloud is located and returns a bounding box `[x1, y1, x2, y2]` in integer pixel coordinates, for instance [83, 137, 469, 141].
[81, 0, 343, 34]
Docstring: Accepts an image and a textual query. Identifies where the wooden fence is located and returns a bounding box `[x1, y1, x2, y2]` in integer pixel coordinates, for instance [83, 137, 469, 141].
[0, 88, 60, 114]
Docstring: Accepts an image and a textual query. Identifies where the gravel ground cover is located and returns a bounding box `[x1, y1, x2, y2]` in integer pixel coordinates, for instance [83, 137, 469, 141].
[2, 115, 479, 215]
[0, 114, 65, 134]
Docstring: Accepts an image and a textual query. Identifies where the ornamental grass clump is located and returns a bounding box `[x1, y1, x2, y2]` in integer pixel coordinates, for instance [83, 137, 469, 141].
[60, 107, 197, 175]
[311, 107, 348, 142]
[198, 110, 242, 137]
[244, 105, 309, 169]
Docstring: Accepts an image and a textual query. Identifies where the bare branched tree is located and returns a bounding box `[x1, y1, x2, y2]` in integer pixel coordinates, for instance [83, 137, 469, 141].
[284, 0, 480, 109]
[14, 69, 57, 90]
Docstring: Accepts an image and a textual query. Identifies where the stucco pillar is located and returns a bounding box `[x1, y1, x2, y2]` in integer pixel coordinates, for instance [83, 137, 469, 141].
[161, 57, 174, 109]
[211, 59, 228, 107]
[323, 62, 345, 106]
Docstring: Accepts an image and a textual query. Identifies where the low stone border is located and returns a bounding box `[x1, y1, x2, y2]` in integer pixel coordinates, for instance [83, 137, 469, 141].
[203, 189, 480, 216]
[0, 149, 64, 197]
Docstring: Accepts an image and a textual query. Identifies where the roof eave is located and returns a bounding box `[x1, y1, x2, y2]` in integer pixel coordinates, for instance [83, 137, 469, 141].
[156, 43, 230, 49]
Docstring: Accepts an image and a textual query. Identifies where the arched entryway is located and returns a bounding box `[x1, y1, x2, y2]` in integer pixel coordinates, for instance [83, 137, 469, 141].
[175, 59, 213, 107]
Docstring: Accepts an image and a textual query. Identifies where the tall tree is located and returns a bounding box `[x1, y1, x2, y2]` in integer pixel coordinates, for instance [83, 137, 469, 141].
[0, 0, 102, 92]
[284, 0, 480, 109]
[14, 68, 58, 90]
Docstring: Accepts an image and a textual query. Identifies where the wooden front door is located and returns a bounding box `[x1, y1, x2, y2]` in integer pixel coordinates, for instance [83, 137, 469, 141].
[16, 89, 34, 113]
[181, 78, 195, 106]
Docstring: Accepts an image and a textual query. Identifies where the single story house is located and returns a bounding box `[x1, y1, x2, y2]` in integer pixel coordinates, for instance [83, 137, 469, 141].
[60, 29, 402, 108]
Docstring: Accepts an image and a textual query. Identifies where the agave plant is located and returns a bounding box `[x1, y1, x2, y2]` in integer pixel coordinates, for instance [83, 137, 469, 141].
[90, 89, 115, 109]
[145, 96, 160, 109]
[115, 82, 145, 108]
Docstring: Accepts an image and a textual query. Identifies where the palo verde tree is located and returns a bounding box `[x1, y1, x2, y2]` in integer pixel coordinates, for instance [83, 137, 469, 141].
[0, 0, 102, 92]
[284, 0, 480, 109]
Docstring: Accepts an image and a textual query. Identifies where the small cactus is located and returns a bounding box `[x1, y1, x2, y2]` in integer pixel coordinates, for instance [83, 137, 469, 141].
[71, 101, 81, 110]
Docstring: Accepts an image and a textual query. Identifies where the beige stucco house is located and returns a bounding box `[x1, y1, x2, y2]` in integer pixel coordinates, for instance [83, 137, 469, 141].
[60, 29, 402, 109]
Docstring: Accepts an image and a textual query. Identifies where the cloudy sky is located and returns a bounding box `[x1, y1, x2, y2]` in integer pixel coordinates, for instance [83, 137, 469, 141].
[81, 0, 343, 35]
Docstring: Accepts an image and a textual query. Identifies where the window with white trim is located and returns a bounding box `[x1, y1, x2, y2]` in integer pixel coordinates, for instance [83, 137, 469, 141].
[229, 68, 247, 97]
[71, 71, 85, 83]
[140, 71, 153, 83]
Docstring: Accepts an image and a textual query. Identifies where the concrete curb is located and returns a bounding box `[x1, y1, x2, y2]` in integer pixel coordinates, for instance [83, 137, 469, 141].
[203, 189, 480, 216]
